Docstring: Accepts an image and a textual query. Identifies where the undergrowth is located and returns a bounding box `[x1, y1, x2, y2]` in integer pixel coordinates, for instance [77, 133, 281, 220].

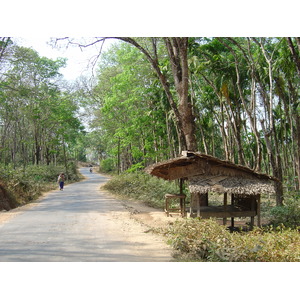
[102, 171, 182, 208]
[0, 162, 80, 210]
[269, 191, 300, 229]
[164, 218, 300, 262]
[102, 171, 300, 262]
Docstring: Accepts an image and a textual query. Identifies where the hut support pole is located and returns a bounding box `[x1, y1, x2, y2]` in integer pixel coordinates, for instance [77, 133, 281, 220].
[190, 193, 202, 218]
[223, 193, 227, 225]
[165, 196, 170, 217]
[231, 194, 234, 228]
[231, 218, 234, 228]
[179, 179, 186, 217]
[250, 200, 254, 229]
[179, 178, 183, 194]
[257, 195, 261, 227]
[196, 197, 201, 217]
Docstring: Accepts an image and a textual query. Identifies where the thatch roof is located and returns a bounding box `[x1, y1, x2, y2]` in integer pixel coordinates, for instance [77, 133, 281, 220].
[189, 175, 275, 195]
[145, 151, 277, 195]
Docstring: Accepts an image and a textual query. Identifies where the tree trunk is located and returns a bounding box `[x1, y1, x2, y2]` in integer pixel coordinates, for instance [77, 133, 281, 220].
[117, 37, 197, 153]
[164, 37, 197, 151]
[294, 113, 300, 189]
[260, 120, 283, 205]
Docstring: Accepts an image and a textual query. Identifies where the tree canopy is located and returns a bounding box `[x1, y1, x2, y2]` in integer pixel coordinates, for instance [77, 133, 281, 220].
[0, 41, 85, 170]
[78, 37, 300, 206]
[1, 37, 300, 206]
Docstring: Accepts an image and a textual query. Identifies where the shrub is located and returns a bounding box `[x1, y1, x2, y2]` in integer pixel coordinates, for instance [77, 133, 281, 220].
[102, 171, 181, 208]
[164, 218, 300, 262]
[0, 182, 18, 210]
[0, 163, 80, 209]
[66, 161, 80, 181]
[269, 191, 300, 228]
[99, 158, 115, 173]
[165, 218, 240, 261]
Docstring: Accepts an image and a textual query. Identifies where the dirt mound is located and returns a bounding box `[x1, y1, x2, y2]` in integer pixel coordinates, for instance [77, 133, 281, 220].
[0, 183, 17, 211]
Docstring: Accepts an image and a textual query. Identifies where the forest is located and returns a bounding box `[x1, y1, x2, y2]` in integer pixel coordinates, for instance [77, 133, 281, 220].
[81, 37, 300, 207]
[1, 37, 300, 208]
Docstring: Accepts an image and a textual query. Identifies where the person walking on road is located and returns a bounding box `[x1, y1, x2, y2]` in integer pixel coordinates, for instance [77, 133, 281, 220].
[57, 172, 65, 191]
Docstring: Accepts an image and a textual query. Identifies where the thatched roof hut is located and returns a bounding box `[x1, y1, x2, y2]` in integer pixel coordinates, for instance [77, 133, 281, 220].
[145, 151, 277, 194]
[145, 151, 278, 226]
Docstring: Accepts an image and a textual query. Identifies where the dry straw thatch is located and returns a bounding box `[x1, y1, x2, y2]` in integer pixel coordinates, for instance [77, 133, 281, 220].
[189, 175, 275, 195]
[145, 152, 277, 195]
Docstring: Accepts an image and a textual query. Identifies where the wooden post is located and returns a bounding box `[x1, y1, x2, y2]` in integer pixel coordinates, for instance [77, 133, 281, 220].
[197, 193, 203, 218]
[190, 193, 194, 217]
[231, 194, 234, 228]
[190, 193, 201, 218]
[179, 179, 186, 217]
[250, 196, 255, 229]
[223, 193, 227, 225]
[190, 193, 208, 218]
[179, 178, 183, 194]
[196, 196, 201, 217]
[257, 195, 261, 227]
[165, 195, 169, 217]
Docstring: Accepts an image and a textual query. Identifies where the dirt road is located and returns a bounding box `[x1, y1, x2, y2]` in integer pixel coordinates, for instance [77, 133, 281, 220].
[0, 168, 172, 262]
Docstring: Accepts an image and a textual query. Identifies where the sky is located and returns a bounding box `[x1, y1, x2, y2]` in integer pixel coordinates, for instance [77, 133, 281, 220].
[4, 0, 298, 83]
[15, 37, 115, 82]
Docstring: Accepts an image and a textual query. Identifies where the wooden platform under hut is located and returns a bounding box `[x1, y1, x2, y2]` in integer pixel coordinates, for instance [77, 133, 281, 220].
[145, 151, 278, 228]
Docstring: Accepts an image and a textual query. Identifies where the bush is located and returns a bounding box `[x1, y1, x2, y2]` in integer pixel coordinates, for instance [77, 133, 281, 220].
[21, 165, 62, 182]
[66, 161, 81, 181]
[165, 218, 235, 261]
[102, 171, 181, 208]
[0, 182, 18, 211]
[99, 158, 115, 173]
[0, 163, 80, 210]
[164, 218, 300, 262]
[269, 191, 300, 228]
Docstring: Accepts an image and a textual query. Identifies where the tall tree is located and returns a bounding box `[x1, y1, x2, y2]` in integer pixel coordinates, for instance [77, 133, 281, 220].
[85, 43, 174, 170]
[0, 45, 83, 168]
[118, 37, 197, 152]
[60, 37, 197, 152]
[66, 37, 300, 205]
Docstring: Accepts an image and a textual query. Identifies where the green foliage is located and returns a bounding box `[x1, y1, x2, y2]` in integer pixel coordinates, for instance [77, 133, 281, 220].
[126, 162, 145, 173]
[87, 41, 175, 172]
[86, 37, 300, 188]
[165, 218, 300, 262]
[0, 163, 80, 208]
[102, 171, 179, 208]
[66, 161, 81, 181]
[269, 191, 300, 228]
[0, 44, 84, 168]
[99, 158, 115, 173]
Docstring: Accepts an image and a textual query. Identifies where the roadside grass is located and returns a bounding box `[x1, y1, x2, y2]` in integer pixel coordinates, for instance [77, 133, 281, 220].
[103, 171, 300, 262]
[102, 171, 182, 208]
[163, 218, 300, 262]
[0, 162, 81, 211]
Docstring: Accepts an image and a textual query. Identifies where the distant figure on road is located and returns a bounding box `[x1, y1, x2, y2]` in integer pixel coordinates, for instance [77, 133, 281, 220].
[57, 173, 65, 191]
[90, 168, 93, 173]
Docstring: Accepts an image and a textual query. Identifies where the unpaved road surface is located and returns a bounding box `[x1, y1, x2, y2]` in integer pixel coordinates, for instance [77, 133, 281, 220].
[0, 168, 172, 262]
